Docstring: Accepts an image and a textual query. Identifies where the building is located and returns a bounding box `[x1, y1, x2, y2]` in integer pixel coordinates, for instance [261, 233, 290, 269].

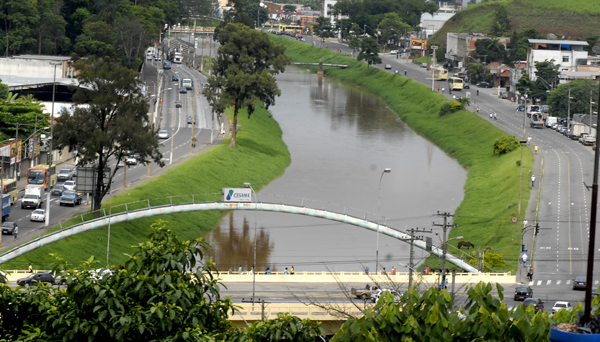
[526, 39, 588, 81]
[419, 12, 454, 40]
[0, 55, 77, 79]
[445, 32, 509, 69]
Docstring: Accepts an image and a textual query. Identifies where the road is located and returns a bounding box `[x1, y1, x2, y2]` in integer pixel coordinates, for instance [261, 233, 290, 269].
[2, 56, 220, 248]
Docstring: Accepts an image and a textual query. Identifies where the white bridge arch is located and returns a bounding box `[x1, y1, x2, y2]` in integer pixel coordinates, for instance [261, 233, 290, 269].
[0, 202, 479, 272]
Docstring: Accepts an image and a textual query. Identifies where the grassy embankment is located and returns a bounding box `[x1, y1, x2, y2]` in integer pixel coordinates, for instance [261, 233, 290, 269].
[272, 36, 533, 273]
[3, 106, 291, 269]
[431, 0, 600, 46]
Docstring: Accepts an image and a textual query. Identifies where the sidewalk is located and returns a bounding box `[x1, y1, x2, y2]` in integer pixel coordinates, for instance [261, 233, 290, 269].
[518, 147, 542, 284]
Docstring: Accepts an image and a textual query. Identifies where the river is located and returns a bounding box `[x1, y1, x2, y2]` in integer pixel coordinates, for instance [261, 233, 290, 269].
[206, 68, 467, 273]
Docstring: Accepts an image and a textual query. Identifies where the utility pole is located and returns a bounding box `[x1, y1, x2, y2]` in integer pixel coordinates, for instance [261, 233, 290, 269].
[242, 298, 268, 322]
[405, 228, 431, 290]
[590, 90, 594, 135]
[434, 212, 456, 287]
[568, 88, 571, 132]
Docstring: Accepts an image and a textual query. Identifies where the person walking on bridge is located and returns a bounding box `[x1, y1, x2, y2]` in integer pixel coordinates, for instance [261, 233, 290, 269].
[365, 265, 370, 275]
[290, 266, 295, 275]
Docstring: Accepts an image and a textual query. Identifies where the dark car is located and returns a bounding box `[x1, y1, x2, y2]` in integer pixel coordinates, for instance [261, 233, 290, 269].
[573, 276, 587, 290]
[477, 82, 491, 88]
[463, 82, 470, 89]
[172, 74, 179, 81]
[175, 101, 182, 108]
[17, 272, 55, 287]
[51, 184, 64, 196]
[2, 221, 18, 235]
[180, 87, 187, 94]
[187, 116, 194, 124]
[514, 286, 533, 301]
[523, 298, 544, 313]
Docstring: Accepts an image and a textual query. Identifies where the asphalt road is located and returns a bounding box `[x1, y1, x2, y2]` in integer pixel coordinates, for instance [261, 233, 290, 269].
[2, 57, 219, 249]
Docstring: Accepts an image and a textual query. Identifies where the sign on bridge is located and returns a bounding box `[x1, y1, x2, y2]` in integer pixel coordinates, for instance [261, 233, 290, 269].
[222, 188, 252, 202]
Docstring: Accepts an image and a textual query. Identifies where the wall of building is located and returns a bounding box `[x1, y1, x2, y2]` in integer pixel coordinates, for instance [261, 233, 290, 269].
[0, 59, 73, 79]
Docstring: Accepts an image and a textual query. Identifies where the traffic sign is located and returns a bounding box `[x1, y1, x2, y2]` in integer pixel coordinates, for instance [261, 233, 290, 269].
[511, 216, 518, 223]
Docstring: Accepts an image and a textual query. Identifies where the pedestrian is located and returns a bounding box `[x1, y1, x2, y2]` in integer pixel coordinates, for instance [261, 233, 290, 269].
[28, 263, 32, 273]
[392, 266, 396, 275]
[529, 266, 534, 281]
[452, 95, 456, 100]
[535, 145, 538, 154]
[476, 107, 480, 113]
[494, 113, 497, 120]
[442, 87, 445, 94]
[437, 86, 440, 92]
[521, 253, 527, 267]
[365, 265, 370, 275]
[381, 267, 387, 275]
[395, 69, 398, 74]
[266, 267, 271, 275]
[527, 136, 532, 145]
[238, 265, 243, 274]
[422, 266, 427, 274]
[396, 53, 399, 59]
[426, 266, 430, 275]
[250, 266, 255, 275]
[531, 175, 535, 187]
[404, 70, 407, 76]
[449, 88, 452, 94]
[284, 267, 288, 275]
[476, 89, 479, 96]
[290, 265, 295, 275]
[490, 113, 493, 119]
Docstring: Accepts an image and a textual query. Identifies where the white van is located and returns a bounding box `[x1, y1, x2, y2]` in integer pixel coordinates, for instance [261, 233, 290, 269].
[182, 79, 193, 90]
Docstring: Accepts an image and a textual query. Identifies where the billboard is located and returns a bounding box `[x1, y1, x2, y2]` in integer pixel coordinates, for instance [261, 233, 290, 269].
[411, 39, 428, 50]
[222, 188, 252, 202]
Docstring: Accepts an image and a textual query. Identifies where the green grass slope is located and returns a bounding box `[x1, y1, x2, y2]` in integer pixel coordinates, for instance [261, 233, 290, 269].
[4, 105, 291, 269]
[433, 0, 600, 45]
[273, 37, 534, 273]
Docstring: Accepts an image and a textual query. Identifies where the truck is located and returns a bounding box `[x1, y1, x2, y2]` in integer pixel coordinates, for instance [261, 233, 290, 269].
[569, 123, 586, 140]
[526, 105, 541, 119]
[583, 134, 596, 146]
[530, 113, 544, 129]
[174, 52, 183, 64]
[1, 194, 10, 221]
[21, 184, 45, 209]
[59, 190, 83, 206]
[350, 284, 379, 299]
[546, 116, 558, 128]
[182, 79, 193, 90]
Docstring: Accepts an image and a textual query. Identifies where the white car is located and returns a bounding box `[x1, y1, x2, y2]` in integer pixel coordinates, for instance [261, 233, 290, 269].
[158, 130, 169, 139]
[371, 288, 401, 303]
[126, 156, 137, 165]
[63, 180, 76, 191]
[552, 301, 572, 314]
[390, 50, 398, 54]
[30, 209, 46, 222]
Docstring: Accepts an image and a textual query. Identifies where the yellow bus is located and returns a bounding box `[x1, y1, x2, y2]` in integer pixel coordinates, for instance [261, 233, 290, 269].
[26, 164, 57, 190]
[448, 77, 464, 91]
[1, 179, 18, 205]
[280, 25, 303, 34]
[434, 68, 448, 81]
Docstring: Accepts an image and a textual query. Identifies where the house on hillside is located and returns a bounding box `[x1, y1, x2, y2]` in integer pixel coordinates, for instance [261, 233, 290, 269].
[445, 32, 510, 69]
[486, 62, 511, 89]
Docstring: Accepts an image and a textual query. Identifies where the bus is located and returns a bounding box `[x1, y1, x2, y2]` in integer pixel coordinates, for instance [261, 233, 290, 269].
[433, 68, 448, 81]
[280, 25, 303, 35]
[1, 179, 18, 205]
[448, 77, 464, 91]
[26, 164, 57, 190]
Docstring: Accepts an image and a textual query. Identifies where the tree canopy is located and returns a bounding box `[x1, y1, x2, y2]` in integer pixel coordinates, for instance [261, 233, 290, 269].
[547, 79, 599, 118]
[53, 57, 163, 212]
[204, 23, 291, 149]
[357, 37, 381, 67]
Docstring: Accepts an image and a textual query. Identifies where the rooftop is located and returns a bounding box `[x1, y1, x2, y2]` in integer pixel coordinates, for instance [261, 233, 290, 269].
[528, 39, 589, 46]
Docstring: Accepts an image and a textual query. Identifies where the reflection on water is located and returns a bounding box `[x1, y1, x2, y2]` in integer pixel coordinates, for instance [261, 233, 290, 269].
[206, 68, 467, 273]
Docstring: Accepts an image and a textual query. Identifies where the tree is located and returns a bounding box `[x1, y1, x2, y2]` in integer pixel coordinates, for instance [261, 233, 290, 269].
[473, 39, 506, 64]
[74, 21, 118, 59]
[53, 57, 163, 212]
[313, 16, 335, 41]
[547, 79, 599, 118]
[466, 62, 486, 84]
[204, 23, 291, 149]
[283, 4, 296, 13]
[530, 60, 560, 102]
[490, 5, 510, 37]
[0, 78, 8, 100]
[357, 37, 381, 68]
[377, 12, 410, 49]
[0, 96, 48, 142]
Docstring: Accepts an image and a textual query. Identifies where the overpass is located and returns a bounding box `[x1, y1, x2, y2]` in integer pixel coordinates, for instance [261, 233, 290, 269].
[0, 200, 479, 273]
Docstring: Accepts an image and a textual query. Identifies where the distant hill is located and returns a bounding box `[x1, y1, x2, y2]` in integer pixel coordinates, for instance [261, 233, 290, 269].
[431, 0, 600, 45]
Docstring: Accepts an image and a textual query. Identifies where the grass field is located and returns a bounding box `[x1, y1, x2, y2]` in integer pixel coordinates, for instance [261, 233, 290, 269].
[3, 105, 291, 269]
[272, 36, 534, 273]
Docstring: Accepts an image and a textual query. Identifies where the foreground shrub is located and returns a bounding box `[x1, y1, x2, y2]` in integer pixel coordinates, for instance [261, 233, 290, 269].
[493, 135, 520, 156]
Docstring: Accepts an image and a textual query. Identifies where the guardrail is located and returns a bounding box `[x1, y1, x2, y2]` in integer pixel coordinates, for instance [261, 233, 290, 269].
[231, 302, 364, 322]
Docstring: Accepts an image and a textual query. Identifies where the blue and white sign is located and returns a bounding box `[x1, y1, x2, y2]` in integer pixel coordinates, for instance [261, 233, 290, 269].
[222, 188, 252, 202]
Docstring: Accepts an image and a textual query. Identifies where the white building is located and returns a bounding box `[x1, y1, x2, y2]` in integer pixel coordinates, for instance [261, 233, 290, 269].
[419, 12, 454, 39]
[526, 39, 588, 81]
[323, 0, 347, 25]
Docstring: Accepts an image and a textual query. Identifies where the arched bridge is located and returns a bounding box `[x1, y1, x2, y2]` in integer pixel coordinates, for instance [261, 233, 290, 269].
[0, 202, 479, 272]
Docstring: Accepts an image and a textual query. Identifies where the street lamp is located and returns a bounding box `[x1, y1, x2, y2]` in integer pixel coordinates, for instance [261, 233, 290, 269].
[518, 92, 528, 215]
[243, 182, 258, 307]
[257, 2, 266, 29]
[46, 61, 61, 227]
[376, 168, 391, 273]
[431, 46, 438, 91]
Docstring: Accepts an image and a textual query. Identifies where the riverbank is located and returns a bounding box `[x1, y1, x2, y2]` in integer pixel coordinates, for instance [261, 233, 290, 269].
[3, 106, 291, 269]
[272, 36, 533, 273]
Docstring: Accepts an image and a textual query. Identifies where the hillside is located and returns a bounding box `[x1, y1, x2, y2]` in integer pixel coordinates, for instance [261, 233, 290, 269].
[432, 0, 600, 45]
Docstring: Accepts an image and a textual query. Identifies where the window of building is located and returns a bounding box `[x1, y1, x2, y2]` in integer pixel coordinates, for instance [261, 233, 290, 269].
[562, 56, 569, 63]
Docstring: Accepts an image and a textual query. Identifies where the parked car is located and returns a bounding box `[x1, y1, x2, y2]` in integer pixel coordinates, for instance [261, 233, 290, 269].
[51, 184, 64, 196]
[72, 167, 77, 177]
[390, 50, 398, 54]
[57, 168, 73, 181]
[463, 82, 470, 89]
[552, 301, 572, 314]
[30, 209, 45, 222]
[63, 180, 76, 191]
[17, 271, 55, 287]
[514, 286, 533, 301]
[384, 64, 392, 70]
[573, 276, 587, 290]
[522, 298, 544, 313]
[180, 87, 187, 94]
[420, 63, 428, 68]
[477, 82, 491, 88]
[1, 221, 18, 235]
[499, 92, 509, 99]
[158, 130, 169, 139]
[517, 105, 525, 111]
[126, 156, 137, 165]
[172, 74, 179, 81]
